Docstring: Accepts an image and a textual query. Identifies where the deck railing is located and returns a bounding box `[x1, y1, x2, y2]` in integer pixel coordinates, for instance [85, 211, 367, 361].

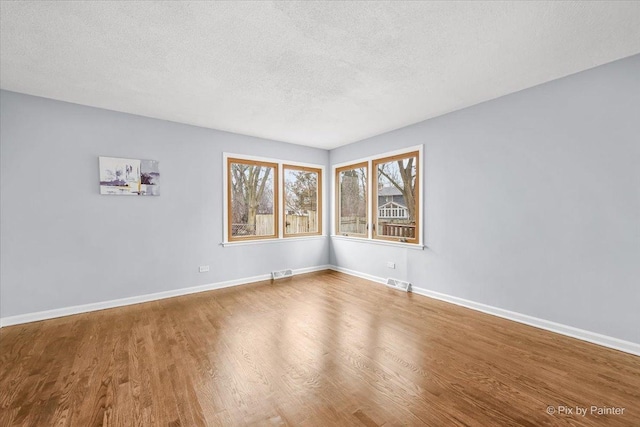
[380, 223, 415, 238]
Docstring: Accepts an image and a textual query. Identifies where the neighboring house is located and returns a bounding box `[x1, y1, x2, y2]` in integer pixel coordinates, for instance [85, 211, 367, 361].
[377, 186, 408, 219]
[378, 185, 405, 206]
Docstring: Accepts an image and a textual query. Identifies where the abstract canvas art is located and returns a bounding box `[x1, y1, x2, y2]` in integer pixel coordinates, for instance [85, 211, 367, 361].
[99, 156, 160, 195]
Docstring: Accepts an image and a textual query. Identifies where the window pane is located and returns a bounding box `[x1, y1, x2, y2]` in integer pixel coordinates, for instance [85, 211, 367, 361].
[229, 161, 276, 239]
[376, 155, 417, 240]
[284, 167, 321, 235]
[338, 166, 367, 235]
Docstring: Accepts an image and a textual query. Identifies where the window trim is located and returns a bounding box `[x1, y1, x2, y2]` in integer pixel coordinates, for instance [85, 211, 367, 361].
[372, 150, 420, 244]
[226, 157, 279, 242]
[283, 164, 323, 238]
[223, 153, 325, 244]
[335, 162, 369, 238]
[331, 145, 423, 246]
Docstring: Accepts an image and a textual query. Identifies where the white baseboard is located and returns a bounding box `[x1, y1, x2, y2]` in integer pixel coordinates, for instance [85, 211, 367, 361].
[0, 265, 331, 327]
[293, 264, 331, 275]
[329, 265, 640, 357]
[328, 265, 387, 285]
[3, 264, 638, 357]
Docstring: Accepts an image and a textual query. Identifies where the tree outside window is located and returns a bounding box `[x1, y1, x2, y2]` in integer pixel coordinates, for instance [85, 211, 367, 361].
[284, 166, 322, 236]
[373, 152, 418, 242]
[336, 163, 367, 236]
[228, 159, 278, 240]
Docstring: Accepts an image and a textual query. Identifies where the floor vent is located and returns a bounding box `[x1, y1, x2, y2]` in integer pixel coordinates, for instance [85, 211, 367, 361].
[272, 269, 293, 280]
[386, 278, 411, 292]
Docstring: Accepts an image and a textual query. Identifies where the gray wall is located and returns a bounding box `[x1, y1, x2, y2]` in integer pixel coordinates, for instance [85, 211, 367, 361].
[0, 91, 329, 318]
[330, 54, 640, 344]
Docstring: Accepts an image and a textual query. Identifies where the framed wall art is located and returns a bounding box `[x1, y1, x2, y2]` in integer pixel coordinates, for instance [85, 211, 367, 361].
[99, 156, 160, 196]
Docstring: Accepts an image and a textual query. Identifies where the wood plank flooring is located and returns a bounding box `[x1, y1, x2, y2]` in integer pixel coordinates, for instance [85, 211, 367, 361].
[1, 270, 639, 426]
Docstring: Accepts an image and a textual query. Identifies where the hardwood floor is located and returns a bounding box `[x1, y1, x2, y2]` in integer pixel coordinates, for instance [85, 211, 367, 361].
[1, 270, 639, 426]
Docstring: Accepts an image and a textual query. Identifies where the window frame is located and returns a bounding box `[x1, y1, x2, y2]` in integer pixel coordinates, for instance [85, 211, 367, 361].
[226, 157, 279, 243]
[331, 146, 423, 247]
[282, 164, 323, 238]
[372, 151, 420, 244]
[335, 162, 369, 238]
[223, 153, 325, 245]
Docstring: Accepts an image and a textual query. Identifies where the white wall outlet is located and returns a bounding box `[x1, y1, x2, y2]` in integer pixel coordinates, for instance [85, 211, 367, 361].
[387, 262, 396, 269]
[199, 265, 210, 273]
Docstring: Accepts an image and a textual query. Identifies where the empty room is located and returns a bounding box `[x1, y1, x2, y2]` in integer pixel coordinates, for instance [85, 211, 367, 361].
[1, 1, 639, 426]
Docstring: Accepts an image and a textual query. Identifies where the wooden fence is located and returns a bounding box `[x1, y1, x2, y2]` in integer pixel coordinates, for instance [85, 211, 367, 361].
[232, 212, 317, 236]
[256, 214, 274, 235]
[233, 215, 413, 238]
[285, 212, 316, 234]
[338, 216, 367, 234]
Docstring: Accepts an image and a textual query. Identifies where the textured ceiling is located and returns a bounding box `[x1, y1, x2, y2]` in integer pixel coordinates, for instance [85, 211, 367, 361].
[2, 1, 639, 149]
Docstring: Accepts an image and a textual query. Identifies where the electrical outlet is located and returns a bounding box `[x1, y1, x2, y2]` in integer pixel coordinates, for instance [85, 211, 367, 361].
[199, 265, 210, 273]
[387, 262, 395, 269]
